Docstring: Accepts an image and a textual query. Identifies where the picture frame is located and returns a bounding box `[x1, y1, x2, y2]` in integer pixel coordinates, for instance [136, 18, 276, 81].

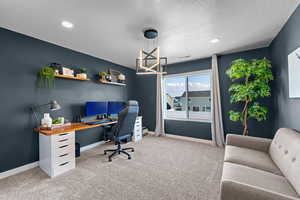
[109, 69, 125, 83]
[288, 47, 300, 98]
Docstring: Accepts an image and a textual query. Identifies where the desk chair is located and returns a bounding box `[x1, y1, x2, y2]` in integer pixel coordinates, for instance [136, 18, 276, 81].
[104, 101, 139, 162]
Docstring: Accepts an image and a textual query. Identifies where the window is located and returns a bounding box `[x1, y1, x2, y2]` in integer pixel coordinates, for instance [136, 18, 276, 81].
[163, 70, 211, 122]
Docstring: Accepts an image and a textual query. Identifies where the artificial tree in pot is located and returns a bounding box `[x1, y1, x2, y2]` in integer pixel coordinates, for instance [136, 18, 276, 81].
[226, 58, 274, 136]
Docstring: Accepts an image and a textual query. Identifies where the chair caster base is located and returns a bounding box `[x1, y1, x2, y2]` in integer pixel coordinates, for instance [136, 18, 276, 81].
[104, 145, 134, 162]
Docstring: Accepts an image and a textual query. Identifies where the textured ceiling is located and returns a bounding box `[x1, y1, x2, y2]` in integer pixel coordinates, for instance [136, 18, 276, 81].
[0, 0, 299, 68]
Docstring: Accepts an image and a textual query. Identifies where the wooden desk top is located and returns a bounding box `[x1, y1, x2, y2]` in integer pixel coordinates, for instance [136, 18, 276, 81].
[36, 120, 117, 136]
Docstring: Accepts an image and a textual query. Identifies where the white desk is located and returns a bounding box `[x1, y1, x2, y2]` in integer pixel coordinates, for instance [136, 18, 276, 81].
[37, 118, 142, 178]
[133, 116, 142, 142]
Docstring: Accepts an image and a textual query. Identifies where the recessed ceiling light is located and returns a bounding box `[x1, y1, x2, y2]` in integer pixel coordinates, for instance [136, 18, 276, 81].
[210, 38, 220, 43]
[61, 21, 74, 29]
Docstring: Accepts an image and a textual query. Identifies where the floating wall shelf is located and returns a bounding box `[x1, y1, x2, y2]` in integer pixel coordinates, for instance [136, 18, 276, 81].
[99, 79, 126, 86]
[54, 74, 90, 81]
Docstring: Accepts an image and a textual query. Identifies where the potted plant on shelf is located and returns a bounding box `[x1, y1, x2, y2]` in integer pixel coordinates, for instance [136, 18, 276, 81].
[37, 66, 55, 88]
[76, 67, 88, 79]
[80, 68, 87, 73]
[226, 58, 274, 136]
[99, 71, 111, 82]
[99, 72, 107, 82]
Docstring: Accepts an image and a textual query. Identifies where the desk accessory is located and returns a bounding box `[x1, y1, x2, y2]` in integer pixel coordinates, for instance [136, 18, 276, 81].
[39, 122, 71, 130]
[117, 73, 125, 83]
[31, 100, 61, 125]
[62, 67, 74, 77]
[41, 113, 52, 128]
[98, 70, 126, 86]
[52, 117, 65, 126]
[109, 69, 126, 84]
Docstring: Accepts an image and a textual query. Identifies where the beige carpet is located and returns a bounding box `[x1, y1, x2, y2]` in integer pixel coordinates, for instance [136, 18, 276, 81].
[0, 136, 224, 200]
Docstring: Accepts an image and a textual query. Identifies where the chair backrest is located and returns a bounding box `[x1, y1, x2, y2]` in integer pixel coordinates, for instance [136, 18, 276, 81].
[269, 128, 300, 195]
[114, 100, 139, 138]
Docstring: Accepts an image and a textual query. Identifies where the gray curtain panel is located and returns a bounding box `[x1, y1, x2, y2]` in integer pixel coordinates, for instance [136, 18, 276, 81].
[155, 74, 165, 136]
[211, 55, 225, 147]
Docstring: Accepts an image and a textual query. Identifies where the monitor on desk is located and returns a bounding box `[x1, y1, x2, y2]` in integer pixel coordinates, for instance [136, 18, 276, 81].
[85, 102, 108, 116]
[107, 101, 126, 115]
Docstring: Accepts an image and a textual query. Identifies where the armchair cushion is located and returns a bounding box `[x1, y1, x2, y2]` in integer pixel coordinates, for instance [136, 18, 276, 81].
[224, 145, 282, 175]
[221, 162, 299, 200]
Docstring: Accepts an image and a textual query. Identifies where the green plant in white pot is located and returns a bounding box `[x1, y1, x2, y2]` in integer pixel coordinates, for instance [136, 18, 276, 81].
[77, 67, 88, 79]
[38, 66, 55, 88]
[226, 58, 274, 136]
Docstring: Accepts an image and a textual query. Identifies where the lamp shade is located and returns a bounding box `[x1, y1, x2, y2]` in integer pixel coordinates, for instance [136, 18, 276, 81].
[50, 100, 61, 111]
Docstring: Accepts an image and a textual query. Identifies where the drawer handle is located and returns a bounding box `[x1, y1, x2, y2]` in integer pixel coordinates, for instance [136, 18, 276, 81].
[59, 145, 69, 149]
[59, 133, 69, 136]
[58, 139, 68, 142]
[59, 162, 69, 166]
[59, 153, 69, 157]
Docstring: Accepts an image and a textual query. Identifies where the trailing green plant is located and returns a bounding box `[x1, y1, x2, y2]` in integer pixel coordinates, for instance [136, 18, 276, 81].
[37, 66, 55, 88]
[226, 58, 273, 136]
[80, 68, 88, 74]
[99, 71, 108, 77]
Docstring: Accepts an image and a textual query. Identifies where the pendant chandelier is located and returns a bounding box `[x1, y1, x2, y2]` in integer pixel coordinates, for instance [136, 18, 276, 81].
[136, 29, 167, 75]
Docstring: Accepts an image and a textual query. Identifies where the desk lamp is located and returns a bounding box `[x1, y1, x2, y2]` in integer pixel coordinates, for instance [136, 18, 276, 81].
[31, 100, 61, 124]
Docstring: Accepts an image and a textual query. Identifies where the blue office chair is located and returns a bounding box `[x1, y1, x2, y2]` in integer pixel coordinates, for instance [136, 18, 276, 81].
[104, 101, 139, 162]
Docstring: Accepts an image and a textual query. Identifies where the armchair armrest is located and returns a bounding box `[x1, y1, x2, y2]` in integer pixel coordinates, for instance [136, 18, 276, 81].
[226, 134, 272, 152]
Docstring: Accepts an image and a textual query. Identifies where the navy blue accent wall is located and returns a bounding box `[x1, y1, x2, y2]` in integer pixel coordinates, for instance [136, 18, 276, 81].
[135, 75, 157, 131]
[270, 5, 300, 133]
[0, 28, 136, 173]
[137, 48, 273, 139]
[218, 48, 273, 138]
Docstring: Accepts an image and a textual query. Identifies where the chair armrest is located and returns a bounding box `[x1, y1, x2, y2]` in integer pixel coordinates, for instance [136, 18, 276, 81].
[226, 134, 272, 152]
[221, 180, 299, 200]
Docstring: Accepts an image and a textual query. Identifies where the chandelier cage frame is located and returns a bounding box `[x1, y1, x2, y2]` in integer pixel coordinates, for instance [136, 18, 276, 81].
[136, 29, 167, 75]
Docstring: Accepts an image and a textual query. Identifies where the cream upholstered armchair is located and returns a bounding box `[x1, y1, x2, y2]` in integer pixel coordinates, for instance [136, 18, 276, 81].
[220, 128, 300, 200]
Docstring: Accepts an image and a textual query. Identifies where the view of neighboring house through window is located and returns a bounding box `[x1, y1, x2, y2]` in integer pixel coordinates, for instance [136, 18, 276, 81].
[187, 74, 211, 120]
[164, 76, 187, 119]
[163, 70, 211, 121]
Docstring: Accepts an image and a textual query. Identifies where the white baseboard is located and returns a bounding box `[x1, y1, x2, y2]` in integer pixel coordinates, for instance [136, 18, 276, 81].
[148, 131, 212, 145]
[165, 134, 212, 145]
[80, 141, 105, 152]
[148, 131, 155, 135]
[0, 161, 39, 180]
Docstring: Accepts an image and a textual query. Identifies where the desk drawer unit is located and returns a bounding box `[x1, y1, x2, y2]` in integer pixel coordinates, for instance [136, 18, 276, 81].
[133, 116, 142, 142]
[39, 131, 75, 178]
